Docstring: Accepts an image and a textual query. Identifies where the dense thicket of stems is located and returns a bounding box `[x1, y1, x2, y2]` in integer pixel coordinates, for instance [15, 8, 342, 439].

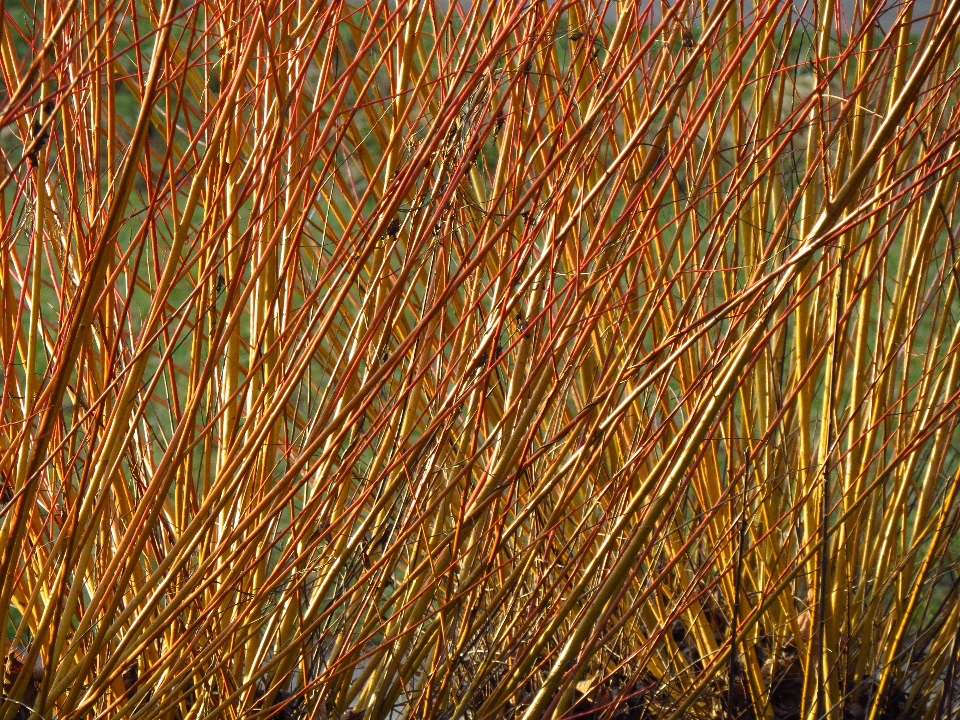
[3, 1, 960, 719]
